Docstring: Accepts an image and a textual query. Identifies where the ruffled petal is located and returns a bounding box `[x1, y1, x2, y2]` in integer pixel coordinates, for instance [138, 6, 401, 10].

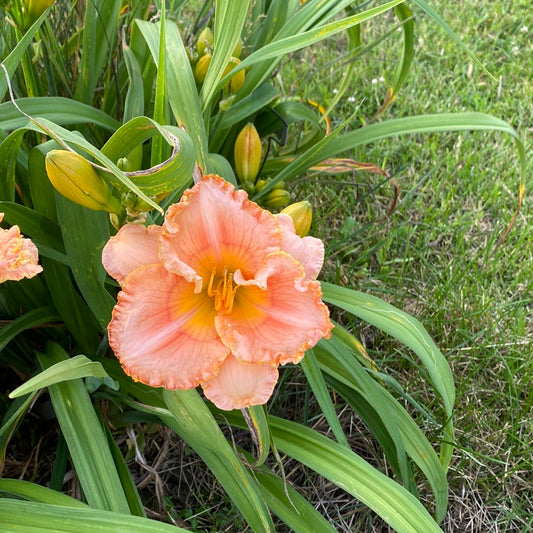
[0, 215, 42, 283]
[159, 175, 281, 291]
[217, 252, 332, 366]
[108, 264, 229, 389]
[102, 224, 161, 285]
[276, 213, 324, 281]
[201, 354, 279, 410]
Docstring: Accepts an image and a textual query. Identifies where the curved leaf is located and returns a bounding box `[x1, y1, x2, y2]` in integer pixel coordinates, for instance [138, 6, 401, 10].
[0, 500, 188, 533]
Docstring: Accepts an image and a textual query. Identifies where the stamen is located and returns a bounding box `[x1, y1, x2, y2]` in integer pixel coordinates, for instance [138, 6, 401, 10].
[207, 265, 217, 297]
[206, 265, 239, 314]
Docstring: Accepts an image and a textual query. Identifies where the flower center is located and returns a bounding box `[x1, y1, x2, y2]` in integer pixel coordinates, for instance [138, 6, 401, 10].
[207, 265, 239, 314]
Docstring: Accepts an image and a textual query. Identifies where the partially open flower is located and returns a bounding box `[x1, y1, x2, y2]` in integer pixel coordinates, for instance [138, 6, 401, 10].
[45, 150, 121, 213]
[0, 213, 43, 283]
[103, 175, 332, 410]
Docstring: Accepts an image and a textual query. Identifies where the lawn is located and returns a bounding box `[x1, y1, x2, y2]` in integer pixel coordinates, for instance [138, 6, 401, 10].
[295, 1, 532, 530]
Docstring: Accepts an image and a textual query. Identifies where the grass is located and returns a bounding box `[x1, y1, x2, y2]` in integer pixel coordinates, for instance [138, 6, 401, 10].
[286, 1, 532, 530]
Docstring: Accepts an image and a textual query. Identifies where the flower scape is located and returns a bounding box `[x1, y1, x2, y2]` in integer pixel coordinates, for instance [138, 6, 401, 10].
[103, 175, 333, 410]
[0, 213, 42, 284]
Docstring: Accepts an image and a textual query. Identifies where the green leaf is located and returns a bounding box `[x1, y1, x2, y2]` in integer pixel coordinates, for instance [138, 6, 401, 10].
[0, 9, 49, 101]
[411, 0, 494, 79]
[205, 153, 237, 186]
[321, 283, 455, 469]
[0, 479, 89, 508]
[322, 284, 454, 416]
[162, 389, 275, 532]
[122, 46, 145, 123]
[224, 0, 405, 87]
[257, 112, 527, 199]
[0, 500, 189, 532]
[268, 415, 444, 533]
[134, 20, 208, 169]
[55, 194, 115, 329]
[254, 469, 338, 532]
[315, 330, 450, 522]
[100, 117, 195, 195]
[0, 306, 59, 353]
[200, 0, 250, 109]
[74, 0, 121, 104]
[37, 343, 130, 513]
[0, 97, 119, 132]
[300, 349, 349, 448]
[0, 202, 64, 253]
[9, 355, 109, 398]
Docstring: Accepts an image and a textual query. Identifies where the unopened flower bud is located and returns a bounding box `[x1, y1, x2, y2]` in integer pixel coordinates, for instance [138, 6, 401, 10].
[232, 38, 243, 59]
[197, 27, 214, 56]
[234, 123, 262, 184]
[263, 189, 291, 209]
[45, 150, 121, 213]
[281, 201, 313, 237]
[223, 57, 245, 93]
[25, 0, 55, 21]
[194, 53, 211, 84]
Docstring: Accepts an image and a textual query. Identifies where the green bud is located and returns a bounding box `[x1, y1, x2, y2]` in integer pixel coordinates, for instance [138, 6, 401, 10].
[281, 201, 313, 237]
[234, 123, 262, 184]
[197, 27, 214, 56]
[45, 150, 121, 213]
[263, 189, 291, 209]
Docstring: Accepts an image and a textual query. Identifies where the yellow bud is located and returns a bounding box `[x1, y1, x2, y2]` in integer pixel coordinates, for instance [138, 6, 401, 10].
[194, 53, 211, 84]
[281, 201, 313, 237]
[197, 27, 214, 56]
[232, 38, 243, 59]
[234, 123, 262, 184]
[263, 189, 291, 209]
[45, 150, 121, 213]
[25, 0, 55, 20]
[223, 57, 245, 93]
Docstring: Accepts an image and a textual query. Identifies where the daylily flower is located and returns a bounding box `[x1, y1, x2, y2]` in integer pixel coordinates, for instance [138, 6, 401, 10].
[0, 213, 43, 283]
[103, 175, 332, 410]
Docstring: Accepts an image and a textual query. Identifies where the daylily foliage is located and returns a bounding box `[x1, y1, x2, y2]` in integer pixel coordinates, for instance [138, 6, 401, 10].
[103, 175, 332, 410]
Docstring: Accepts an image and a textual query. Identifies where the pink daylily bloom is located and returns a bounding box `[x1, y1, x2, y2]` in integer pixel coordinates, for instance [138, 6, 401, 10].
[0, 213, 43, 283]
[103, 175, 333, 410]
